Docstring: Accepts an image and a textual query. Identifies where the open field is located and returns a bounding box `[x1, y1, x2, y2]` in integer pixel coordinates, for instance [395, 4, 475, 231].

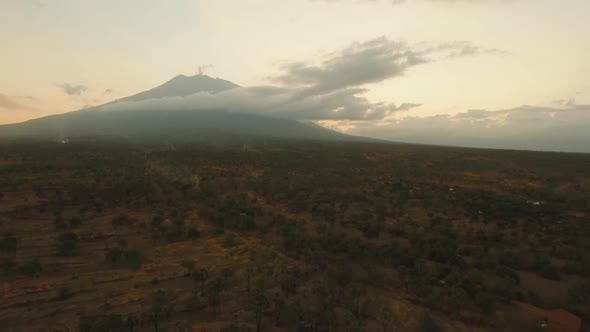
[1, 141, 589, 331]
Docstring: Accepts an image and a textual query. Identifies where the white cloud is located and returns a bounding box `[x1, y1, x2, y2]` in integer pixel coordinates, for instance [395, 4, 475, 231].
[348, 102, 590, 152]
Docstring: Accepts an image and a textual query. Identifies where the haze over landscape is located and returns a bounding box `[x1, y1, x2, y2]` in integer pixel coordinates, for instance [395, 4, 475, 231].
[2, 2, 590, 332]
[1, 0, 589, 152]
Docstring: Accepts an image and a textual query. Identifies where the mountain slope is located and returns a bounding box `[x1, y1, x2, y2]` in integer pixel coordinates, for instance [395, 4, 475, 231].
[0, 75, 366, 142]
[114, 74, 240, 103]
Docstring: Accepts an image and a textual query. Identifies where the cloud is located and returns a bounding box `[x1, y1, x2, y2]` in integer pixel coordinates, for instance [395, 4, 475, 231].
[314, 0, 517, 4]
[103, 37, 463, 120]
[23, 0, 46, 8]
[197, 65, 213, 75]
[394, 0, 516, 3]
[274, 37, 427, 100]
[101, 36, 494, 121]
[104, 88, 113, 94]
[419, 41, 504, 59]
[57, 83, 87, 96]
[348, 102, 590, 153]
[102, 85, 414, 121]
[0, 94, 38, 112]
[274, 37, 499, 98]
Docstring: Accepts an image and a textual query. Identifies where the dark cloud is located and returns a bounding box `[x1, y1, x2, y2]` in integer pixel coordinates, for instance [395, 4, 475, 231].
[104, 89, 113, 94]
[57, 83, 88, 96]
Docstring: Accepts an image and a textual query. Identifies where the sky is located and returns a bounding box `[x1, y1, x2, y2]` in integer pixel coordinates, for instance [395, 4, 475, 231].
[1, 0, 589, 151]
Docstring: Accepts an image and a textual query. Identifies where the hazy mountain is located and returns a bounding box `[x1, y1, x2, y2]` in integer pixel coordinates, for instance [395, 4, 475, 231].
[113, 74, 240, 103]
[0, 75, 365, 143]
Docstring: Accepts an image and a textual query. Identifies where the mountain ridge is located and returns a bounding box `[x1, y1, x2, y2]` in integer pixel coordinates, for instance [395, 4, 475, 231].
[0, 74, 372, 143]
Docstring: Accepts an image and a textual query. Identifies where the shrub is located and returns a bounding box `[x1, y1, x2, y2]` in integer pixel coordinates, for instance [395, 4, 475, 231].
[418, 313, 442, 332]
[1, 258, 16, 273]
[69, 217, 83, 228]
[180, 259, 195, 276]
[151, 213, 164, 228]
[106, 247, 123, 263]
[495, 265, 520, 284]
[187, 226, 200, 239]
[222, 235, 238, 248]
[475, 293, 495, 313]
[79, 315, 125, 332]
[568, 282, 590, 306]
[528, 291, 543, 307]
[498, 251, 522, 269]
[540, 265, 561, 280]
[221, 267, 235, 279]
[53, 217, 67, 230]
[124, 250, 143, 269]
[112, 215, 137, 227]
[0, 233, 17, 252]
[17, 260, 42, 276]
[58, 232, 78, 256]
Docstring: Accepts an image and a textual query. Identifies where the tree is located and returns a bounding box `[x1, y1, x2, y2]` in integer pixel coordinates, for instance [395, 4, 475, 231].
[568, 282, 590, 305]
[191, 268, 209, 296]
[180, 259, 195, 276]
[58, 232, 78, 256]
[475, 293, 495, 313]
[0, 233, 17, 252]
[106, 247, 123, 264]
[79, 315, 124, 331]
[252, 287, 269, 332]
[126, 315, 139, 332]
[208, 277, 224, 313]
[208, 290, 221, 313]
[69, 217, 83, 228]
[148, 289, 176, 332]
[247, 265, 254, 293]
[17, 260, 42, 276]
[152, 213, 164, 229]
[125, 249, 144, 269]
[377, 306, 398, 332]
[174, 321, 194, 332]
[540, 264, 561, 280]
[412, 262, 432, 298]
[418, 312, 441, 332]
[1, 258, 16, 273]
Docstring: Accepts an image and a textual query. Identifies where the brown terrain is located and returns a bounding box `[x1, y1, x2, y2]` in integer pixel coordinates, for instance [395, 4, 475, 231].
[0, 141, 589, 331]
